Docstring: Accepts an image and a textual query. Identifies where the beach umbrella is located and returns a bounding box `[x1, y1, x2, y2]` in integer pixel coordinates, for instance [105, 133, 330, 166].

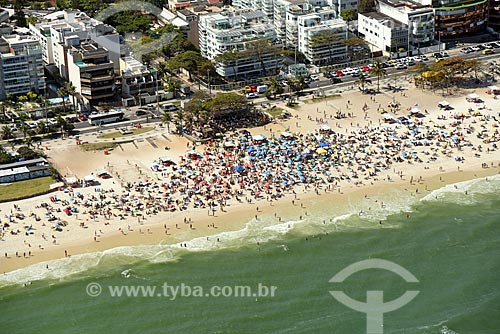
[316, 148, 328, 154]
[319, 142, 329, 148]
[234, 165, 245, 172]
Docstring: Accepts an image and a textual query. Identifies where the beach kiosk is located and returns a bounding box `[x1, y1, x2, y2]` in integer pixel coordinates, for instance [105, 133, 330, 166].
[65, 176, 80, 188]
[466, 93, 481, 103]
[487, 86, 500, 95]
[83, 175, 96, 186]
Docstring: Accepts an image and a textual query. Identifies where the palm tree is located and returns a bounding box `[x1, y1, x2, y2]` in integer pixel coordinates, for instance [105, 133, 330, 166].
[174, 109, 185, 133]
[340, 9, 357, 34]
[1, 125, 14, 140]
[57, 87, 67, 113]
[64, 82, 77, 113]
[369, 60, 387, 92]
[267, 77, 284, 99]
[19, 122, 29, 140]
[355, 74, 369, 92]
[36, 121, 47, 135]
[161, 112, 173, 132]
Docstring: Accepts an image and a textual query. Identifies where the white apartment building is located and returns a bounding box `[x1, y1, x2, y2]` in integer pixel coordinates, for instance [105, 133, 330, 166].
[0, 35, 45, 100]
[29, 10, 121, 79]
[233, 0, 275, 20]
[358, 11, 409, 53]
[199, 10, 280, 79]
[297, 16, 347, 65]
[328, 0, 358, 14]
[378, 0, 434, 48]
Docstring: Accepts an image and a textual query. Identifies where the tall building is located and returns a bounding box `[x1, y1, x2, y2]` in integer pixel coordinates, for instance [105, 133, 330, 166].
[0, 35, 45, 100]
[358, 11, 409, 53]
[431, 0, 488, 39]
[29, 10, 121, 78]
[67, 42, 116, 109]
[297, 16, 348, 65]
[490, 0, 500, 32]
[199, 10, 280, 79]
[378, 0, 434, 48]
[120, 56, 163, 106]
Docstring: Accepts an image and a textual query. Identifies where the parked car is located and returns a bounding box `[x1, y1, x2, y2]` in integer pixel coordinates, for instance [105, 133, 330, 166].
[482, 49, 494, 55]
[310, 74, 320, 81]
[246, 92, 258, 99]
[330, 78, 342, 84]
[135, 110, 147, 116]
[395, 64, 407, 70]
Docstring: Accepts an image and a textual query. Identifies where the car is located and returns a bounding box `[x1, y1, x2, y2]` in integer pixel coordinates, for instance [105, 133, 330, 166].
[135, 110, 147, 116]
[492, 42, 500, 48]
[395, 64, 407, 70]
[440, 51, 449, 57]
[47, 118, 58, 126]
[330, 78, 342, 84]
[336, 70, 344, 76]
[329, 71, 339, 77]
[246, 92, 258, 99]
[477, 45, 485, 50]
[27, 121, 37, 129]
[471, 46, 480, 52]
[435, 57, 444, 63]
[482, 49, 494, 55]
[483, 43, 493, 49]
[310, 74, 320, 81]
[362, 65, 371, 72]
[433, 52, 441, 58]
[461, 47, 473, 54]
[162, 104, 180, 112]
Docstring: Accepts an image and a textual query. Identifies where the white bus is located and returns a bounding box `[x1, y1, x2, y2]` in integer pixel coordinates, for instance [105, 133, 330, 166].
[88, 110, 125, 126]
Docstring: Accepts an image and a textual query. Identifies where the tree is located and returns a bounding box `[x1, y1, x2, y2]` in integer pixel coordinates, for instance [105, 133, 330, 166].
[340, 9, 357, 33]
[358, 0, 376, 13]
[166, 50, 209, 81]
[19, 122, 29, 140]
[161, 112, 173, 132]
[206, 92, 248, 116]
[57, 87, 67, 113]
[242, 39, 281, 77]
[13, 0, 27, 27]
[64, 82, 77, 113]
[214, 51, 242, 81]
[1, 125, 14, 140]
[355, 74, 369, 92]
[267, 77, 284, 99]
[369, 60, 387, 92]
[17, 146, 37, 159]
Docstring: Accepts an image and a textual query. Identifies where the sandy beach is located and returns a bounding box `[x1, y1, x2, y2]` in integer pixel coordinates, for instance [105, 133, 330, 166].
[1, 81, 500, 274]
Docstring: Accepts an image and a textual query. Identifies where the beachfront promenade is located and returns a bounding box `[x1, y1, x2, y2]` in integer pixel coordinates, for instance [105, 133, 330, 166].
[1, 84, 500, 273]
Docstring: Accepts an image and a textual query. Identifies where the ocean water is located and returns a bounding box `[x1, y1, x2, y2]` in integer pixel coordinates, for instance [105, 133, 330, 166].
[1, 176, 500, 334]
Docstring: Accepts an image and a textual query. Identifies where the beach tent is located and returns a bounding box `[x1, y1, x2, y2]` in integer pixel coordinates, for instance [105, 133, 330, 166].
[252, 134, 266, 141]
[468, 93, 480, 99]
[438, 101, 449, 107]
[280, 132, 292, 139]
[488, 86, 500, 95]
[223, 141, 236, 148]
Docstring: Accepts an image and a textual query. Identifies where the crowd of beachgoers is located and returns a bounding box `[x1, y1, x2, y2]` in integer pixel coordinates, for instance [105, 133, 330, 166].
[1, 93, 500, 265]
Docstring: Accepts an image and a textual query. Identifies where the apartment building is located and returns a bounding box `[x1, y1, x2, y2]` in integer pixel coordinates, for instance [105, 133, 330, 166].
[67, 42, 116, 108]
[0, 35, 45, 100]
[378, 0, 434, 48]
[358, 11, 409, 53]
[199, 10, 280, 79]
[297, 16, 348, 65]
[29, 10, 121, 78]
[233, 0, 276, 20]
[490, 0, 500, 32]
[120, 56, 165, 106]
[432, 0, 488, 39]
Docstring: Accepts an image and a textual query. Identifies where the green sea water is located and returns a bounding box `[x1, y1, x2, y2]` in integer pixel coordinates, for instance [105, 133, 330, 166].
[1, 176, 500, 334]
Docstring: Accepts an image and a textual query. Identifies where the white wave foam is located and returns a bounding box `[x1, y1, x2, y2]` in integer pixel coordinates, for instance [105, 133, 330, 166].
[420, 174, 500, 205]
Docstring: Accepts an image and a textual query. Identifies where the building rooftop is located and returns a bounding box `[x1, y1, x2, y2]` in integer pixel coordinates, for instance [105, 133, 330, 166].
[362, 11, 407, 27]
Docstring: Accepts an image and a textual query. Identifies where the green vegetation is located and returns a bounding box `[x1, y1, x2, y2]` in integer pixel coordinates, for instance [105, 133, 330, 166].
[0, 176, 55, 202]
[104, 11, 153, 34]
[97, 127, 154, 138]
[266, 107, 285, 118]
[80, 142, 118, 151]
